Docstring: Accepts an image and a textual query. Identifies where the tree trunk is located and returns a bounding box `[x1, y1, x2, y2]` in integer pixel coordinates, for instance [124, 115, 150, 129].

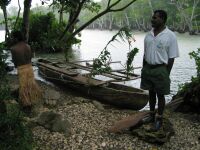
[135, 17, 141, 31]
[141, 18, 146, 31]
[100, 18, 104, 30]
[194, 20, 199, 32]
[59, 4, 64, 25]
[59, 0, 137, 41]
[117, 19, 123, 28]
[22, 0, 32, 42]
[174, 0, 199, 33]
[57, 0, 137, 61]
[96, 18, 104, 30]
[108, 13, 114, 30]
[13, 0, 21, 30]
[148, 0, 153, 15]
[125, 12, 130, 28]
[1, 5, 9, 42]
[189, 0, 200, 34]
[64, 10, 77, 60]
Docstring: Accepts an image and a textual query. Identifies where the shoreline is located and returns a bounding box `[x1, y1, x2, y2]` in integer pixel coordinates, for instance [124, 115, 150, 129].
[7, 74, 200, 149]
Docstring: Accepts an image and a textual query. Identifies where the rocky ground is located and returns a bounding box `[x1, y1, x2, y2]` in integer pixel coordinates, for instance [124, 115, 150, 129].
[7, 75, 200, 150]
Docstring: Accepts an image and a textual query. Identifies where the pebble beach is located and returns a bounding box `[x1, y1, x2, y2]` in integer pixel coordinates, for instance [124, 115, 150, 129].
[8, 75, 200, 150]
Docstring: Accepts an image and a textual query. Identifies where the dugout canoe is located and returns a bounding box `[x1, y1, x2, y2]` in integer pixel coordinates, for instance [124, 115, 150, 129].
[37, 58, 149, 110]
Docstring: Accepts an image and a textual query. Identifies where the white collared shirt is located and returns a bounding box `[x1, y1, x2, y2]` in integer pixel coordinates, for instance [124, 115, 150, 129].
[144, 27, 179, 65]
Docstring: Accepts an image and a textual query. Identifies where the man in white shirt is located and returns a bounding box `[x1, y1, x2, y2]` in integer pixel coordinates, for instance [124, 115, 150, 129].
[141, 10, 179, 130]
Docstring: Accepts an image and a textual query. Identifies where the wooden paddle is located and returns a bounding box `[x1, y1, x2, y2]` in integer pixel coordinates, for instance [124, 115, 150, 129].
[108, 111, 150, 133]
[108, 97, 184, 133]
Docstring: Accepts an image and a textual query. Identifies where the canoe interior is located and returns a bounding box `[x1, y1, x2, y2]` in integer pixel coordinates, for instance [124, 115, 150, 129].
[37, 58, 149, 110]
[37, 58, 141, 81]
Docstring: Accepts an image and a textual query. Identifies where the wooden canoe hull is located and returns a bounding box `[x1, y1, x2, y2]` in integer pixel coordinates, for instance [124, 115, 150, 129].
[37, 60, 149, 110]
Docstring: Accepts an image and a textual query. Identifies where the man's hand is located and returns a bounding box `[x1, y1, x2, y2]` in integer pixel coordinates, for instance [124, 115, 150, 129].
[167, 58, 174, 74]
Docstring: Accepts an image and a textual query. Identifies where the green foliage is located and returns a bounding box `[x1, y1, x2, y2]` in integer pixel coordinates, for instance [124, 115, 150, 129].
[29, 12, 58, 52]
[189, 48, 200, 78]
[177, 76, 200, 96]
[29, 12, 81, 52]
[0, 112, 34, 150]
[0, 42, 7, 79]
[83, 1, 101, 13]
[79, 0, 199, 32]
[0, 74, 33, 150]
[125, 47, 139, 78]
[0, 42, 11, 101]
[178, 48, 200, 94]
[108, 27, 133, 45]
[0, 0, 11, 7]
[91, 50, 112, 77]
[11, 12, 74, 53]
[51, 0, 101, 13]
[8, 16, 23, 31]
[0, 42, 33, 150]
[91, 27, 138, 77]
[109, 27, 139, 78]
[0, 83, 11, 100]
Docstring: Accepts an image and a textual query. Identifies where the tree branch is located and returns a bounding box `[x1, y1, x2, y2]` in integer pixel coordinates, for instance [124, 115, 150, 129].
[58, 0, 87, 40]
[14, 0, 21, 30]
[71, 0, 137, 38]
[107, 0, 111, 8]
[110, 0, 137, 12]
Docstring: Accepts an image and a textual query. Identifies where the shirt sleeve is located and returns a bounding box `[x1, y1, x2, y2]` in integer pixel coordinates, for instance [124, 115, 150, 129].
[168, 33, 179, 58]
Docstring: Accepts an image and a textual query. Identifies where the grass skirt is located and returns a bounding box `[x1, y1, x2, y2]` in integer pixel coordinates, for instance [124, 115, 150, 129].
[17, 64, 42, 107]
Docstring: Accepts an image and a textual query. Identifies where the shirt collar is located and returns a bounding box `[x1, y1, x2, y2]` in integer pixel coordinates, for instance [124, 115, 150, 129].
[150, 26, 168, 36]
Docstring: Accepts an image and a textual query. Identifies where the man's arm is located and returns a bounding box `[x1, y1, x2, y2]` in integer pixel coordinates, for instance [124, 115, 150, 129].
[167, 58, 174, 74]
[143, 57, 147, 67]
[167, 33, 179, 74]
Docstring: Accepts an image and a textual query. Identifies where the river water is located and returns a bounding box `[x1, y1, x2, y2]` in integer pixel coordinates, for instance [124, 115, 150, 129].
[66, 29, 200, 102]
[1, 30, 200, 104]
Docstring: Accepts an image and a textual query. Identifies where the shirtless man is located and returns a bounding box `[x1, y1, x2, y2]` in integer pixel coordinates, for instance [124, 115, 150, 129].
[10, 31, 42, 110]
[10, 31, 32, 67]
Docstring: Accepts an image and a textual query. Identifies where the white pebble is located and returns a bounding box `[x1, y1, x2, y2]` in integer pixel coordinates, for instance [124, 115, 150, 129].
[101, 142, 106, 147]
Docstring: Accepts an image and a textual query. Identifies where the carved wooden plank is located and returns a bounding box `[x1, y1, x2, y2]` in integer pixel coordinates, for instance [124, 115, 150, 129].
[66, 62, 123, 80]
[38, 62, 79, 76]
[108, 111, 150, 133]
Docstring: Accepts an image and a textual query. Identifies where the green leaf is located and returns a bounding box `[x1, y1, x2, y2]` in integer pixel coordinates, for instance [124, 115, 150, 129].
[90, 27, 137, 78]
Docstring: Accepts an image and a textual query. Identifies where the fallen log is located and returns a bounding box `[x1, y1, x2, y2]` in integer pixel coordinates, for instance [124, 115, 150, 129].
[108, 111, 150, 133]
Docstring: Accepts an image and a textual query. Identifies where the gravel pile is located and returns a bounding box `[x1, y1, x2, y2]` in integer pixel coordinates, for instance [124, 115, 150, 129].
[33, 85, 200, 150]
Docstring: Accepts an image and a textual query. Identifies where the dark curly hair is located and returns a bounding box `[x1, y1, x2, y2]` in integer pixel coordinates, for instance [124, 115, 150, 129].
[154, 10, 167, 23]
[11, 30, 24, 41]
